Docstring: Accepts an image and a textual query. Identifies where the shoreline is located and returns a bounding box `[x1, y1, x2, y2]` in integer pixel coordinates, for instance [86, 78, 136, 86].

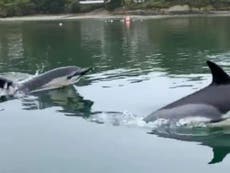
[1, 10, 230, 22]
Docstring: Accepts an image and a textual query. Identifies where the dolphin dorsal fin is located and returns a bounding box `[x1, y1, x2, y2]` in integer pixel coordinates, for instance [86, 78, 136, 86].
[207, 60, 230, 85]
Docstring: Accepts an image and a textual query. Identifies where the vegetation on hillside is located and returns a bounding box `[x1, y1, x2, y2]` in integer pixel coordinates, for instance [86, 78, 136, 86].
[1, 0, 230, 17]
[123, 0, 230, 9]
[0, 0, 81, 17]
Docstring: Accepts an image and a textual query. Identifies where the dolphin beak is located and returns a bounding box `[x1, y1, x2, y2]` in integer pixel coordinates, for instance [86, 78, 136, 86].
[67, 67, 92, 80]
[79, 67, 92, 76]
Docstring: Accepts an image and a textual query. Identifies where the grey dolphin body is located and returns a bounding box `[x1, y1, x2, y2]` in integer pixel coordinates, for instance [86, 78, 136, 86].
[17, 66, 91, 94]
[144, 61, 230, 123]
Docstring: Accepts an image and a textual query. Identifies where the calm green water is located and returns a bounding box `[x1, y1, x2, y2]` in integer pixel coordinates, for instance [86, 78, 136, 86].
[1, 16, 230, 172]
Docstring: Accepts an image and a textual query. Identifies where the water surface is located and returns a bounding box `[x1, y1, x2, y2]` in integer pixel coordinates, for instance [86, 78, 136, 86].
[1, 16, 230, 172]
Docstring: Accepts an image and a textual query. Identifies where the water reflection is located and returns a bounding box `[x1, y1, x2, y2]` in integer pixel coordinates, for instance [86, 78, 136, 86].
[1, 17, 230, 76]
[21, 86, 93, 118]
[1, 17, 230, 169]
[150, 126, 230, 164]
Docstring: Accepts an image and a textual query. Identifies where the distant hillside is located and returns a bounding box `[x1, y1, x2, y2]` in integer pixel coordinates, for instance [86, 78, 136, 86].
[123, 0, 230, 9]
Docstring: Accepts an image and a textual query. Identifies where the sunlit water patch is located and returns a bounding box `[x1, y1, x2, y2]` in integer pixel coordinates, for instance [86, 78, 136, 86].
[208, 51, 230, 67]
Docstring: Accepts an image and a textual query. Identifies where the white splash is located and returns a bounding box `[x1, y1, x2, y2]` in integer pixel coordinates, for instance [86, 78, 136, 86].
[176, 117, 209, 127]
[89, 110, 154, 128]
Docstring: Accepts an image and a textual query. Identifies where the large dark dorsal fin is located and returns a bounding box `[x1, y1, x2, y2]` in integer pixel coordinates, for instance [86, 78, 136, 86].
[207, 60, 230, 85]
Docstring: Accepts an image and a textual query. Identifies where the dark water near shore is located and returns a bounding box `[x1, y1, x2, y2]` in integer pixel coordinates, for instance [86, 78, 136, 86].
[1, 16, 230, 172]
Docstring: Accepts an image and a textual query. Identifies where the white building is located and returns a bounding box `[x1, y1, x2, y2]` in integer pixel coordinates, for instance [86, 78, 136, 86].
[79, 0, 110, 4]
[133, 0, 145, 3]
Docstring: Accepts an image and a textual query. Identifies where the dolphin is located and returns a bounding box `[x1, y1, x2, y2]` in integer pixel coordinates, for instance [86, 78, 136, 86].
[0, 66, 91, 95]
[144, 60, 230, 123]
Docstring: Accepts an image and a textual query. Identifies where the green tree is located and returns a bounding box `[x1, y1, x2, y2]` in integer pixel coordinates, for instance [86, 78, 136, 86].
[65, 0, 80, 13]
[31, 0, 65, 13]
[0, 0, 35, 17]
[105, 0, 122, 10]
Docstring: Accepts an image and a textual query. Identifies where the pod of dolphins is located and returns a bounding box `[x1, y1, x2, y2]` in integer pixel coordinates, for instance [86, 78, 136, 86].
[2, 61, 230, 164]
[0, 60, 230, 124]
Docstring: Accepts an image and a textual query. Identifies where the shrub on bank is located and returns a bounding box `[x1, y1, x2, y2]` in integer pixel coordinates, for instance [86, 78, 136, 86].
[0, 0, 110, 16]
[0, 0, 80, 16]
[105, 0, 123, 10]
[31, 0, 66, 13]
[65, 0, 80, 13]
[0, 0, 36, 17]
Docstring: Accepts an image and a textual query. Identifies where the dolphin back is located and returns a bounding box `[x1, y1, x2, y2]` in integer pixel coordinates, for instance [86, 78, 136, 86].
[144, 61, 230, 123]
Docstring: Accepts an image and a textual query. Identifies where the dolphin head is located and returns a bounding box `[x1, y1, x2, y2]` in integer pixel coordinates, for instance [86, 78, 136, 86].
[67, 67, 92, 81]
[64, 67, 92, 86]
